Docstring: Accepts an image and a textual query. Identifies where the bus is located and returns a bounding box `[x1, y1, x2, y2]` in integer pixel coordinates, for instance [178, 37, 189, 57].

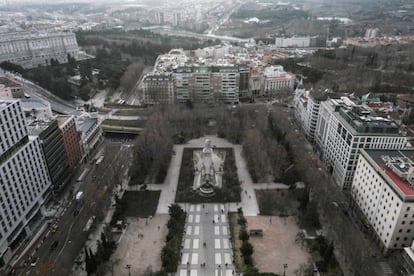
[76, 168, 90, 182]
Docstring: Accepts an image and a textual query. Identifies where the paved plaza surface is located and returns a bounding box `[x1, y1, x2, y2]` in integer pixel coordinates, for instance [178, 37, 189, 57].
[111, 215, 169, 276]
[246, 216, 311, 276]
[178, 203, 235, 276]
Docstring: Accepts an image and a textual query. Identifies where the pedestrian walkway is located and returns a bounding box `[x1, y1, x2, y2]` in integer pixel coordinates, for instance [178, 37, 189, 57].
[178, 204, 235, 276]
[142, 135, 261, 216]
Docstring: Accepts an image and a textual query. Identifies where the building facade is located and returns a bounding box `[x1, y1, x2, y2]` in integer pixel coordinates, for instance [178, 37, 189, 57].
[57, 115, 83, 169]
[0, 77, 23, 99]
[261, 65, 295, 97]
[28, 120, 71, 192]
[315, 98, 407, 189]
[0, 100, 52, 267]
[352, 149, 414, 251]
[0, 32, 79, 68]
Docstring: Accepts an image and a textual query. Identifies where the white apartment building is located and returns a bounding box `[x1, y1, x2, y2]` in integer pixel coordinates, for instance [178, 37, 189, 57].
[0, 32, 79, 68]
[261, 65, 295, 97]
[294, 86, 346, 143]
[274, 36, 311, 48]
[315, 98, 406, 189]
[352, 149, 414, 251]
[0, 100, 52, 266]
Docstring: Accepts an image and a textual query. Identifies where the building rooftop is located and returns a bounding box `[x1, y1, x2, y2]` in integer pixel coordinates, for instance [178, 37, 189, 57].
[0, 77, 20, 88]
[56, 115, 74, 127]
[0, 100, 15, 110]
[27, 119, 55, 136]
[365, 150, 414, 197]
[77, 117, 98, 134]
[330, 98, 401, 136]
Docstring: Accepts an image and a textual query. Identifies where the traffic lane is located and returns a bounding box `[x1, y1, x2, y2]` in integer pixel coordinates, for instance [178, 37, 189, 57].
[34, 142, 127, 273]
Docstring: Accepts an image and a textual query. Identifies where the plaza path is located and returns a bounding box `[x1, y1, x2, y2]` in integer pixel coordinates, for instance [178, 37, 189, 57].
[178, 203, 235, 276]
[139, 135, 261, 215]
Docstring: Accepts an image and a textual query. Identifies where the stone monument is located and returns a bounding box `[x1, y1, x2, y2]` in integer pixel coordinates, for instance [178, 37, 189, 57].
[193, 139, 225, 196]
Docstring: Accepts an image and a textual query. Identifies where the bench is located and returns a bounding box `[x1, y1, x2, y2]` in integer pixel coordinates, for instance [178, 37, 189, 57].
[249, 229, 263, 236]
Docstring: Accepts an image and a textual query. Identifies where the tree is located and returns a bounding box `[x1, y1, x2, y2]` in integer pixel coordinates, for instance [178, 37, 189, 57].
[239, 228, 250, 241]
[240, 241, 254, 257]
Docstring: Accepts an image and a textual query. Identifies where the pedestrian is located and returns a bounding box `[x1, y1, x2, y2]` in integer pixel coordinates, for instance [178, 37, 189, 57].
[212, 220, 215, 224]
[158, 225, 160, 230]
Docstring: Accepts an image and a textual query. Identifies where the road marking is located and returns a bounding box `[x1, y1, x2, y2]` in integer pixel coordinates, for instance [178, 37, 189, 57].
[221, 214, 226, 223]
[191, 253, 198, 264]
[180, 269, 187, 276]
[214, 214, 219, 222]
[224, 253, 231, 264]
[215, 253, 222, 264]
[189, 214, 193, 223]
[184, 239, 191, 249]
[214, 205, 218, 212]
[226, 269, 233, 276]
[193, 239, 199, 249]
[190, 205, 195, 212]
[215, 239, 221, 249]
[196, 205, 201, 212]
[195, 214, 200, 223]
[190, 269, 198, 276]
[187, 226, 192, 235]
[223, 239, 229, 249]
[194, 226, 200, 235]
[222, 226, 228, 235]
[214, 226, 220, 235]
[182, 253, 189, 264]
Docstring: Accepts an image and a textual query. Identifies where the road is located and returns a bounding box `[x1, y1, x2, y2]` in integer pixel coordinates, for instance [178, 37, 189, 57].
[13, 139, 134, 275]
[0, 69, 77, 114]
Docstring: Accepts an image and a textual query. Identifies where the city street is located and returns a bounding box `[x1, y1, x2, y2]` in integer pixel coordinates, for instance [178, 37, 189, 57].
[13, 139, 134, 275]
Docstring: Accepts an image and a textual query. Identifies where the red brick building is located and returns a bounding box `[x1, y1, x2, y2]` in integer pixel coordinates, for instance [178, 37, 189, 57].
[57, 115, 83, 169]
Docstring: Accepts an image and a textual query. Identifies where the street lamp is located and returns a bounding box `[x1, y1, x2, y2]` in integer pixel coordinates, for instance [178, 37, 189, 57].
[283, 263, 288, 276]
[125, 264, 131, 276]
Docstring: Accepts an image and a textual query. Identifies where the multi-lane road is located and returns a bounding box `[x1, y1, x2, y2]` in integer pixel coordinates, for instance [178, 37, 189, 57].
[12, 140, 133, 275]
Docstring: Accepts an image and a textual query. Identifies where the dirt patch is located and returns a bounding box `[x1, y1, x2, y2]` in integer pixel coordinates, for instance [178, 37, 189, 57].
[246, 216, 311, 275]
[111, 215, 168, 275]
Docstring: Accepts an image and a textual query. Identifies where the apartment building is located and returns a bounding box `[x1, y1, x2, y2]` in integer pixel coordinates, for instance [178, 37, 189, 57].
[293, 86, 345, 143]
[352, 149, 414, 251]
[0, 100, 52, 266]
[315, 97, 406, 189]
[0, 31, 79, 68]
[261, 65, 295, 98]
[142, 74, 175, 105]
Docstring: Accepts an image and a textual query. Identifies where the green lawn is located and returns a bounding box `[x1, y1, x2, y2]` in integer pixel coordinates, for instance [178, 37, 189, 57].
[119, 191, 160, 217]
[175, 148, 241, 203]
[255, 188, 305, 216]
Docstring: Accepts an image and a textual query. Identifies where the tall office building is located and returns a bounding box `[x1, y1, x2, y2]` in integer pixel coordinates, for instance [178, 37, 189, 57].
[315, 97, 406, 189]
[0, 100, 52, 266]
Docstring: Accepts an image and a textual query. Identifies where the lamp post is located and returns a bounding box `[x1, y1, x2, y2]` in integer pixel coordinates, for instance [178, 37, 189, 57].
[125, 264, 131, 276]
[283, 263, 288, 276]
